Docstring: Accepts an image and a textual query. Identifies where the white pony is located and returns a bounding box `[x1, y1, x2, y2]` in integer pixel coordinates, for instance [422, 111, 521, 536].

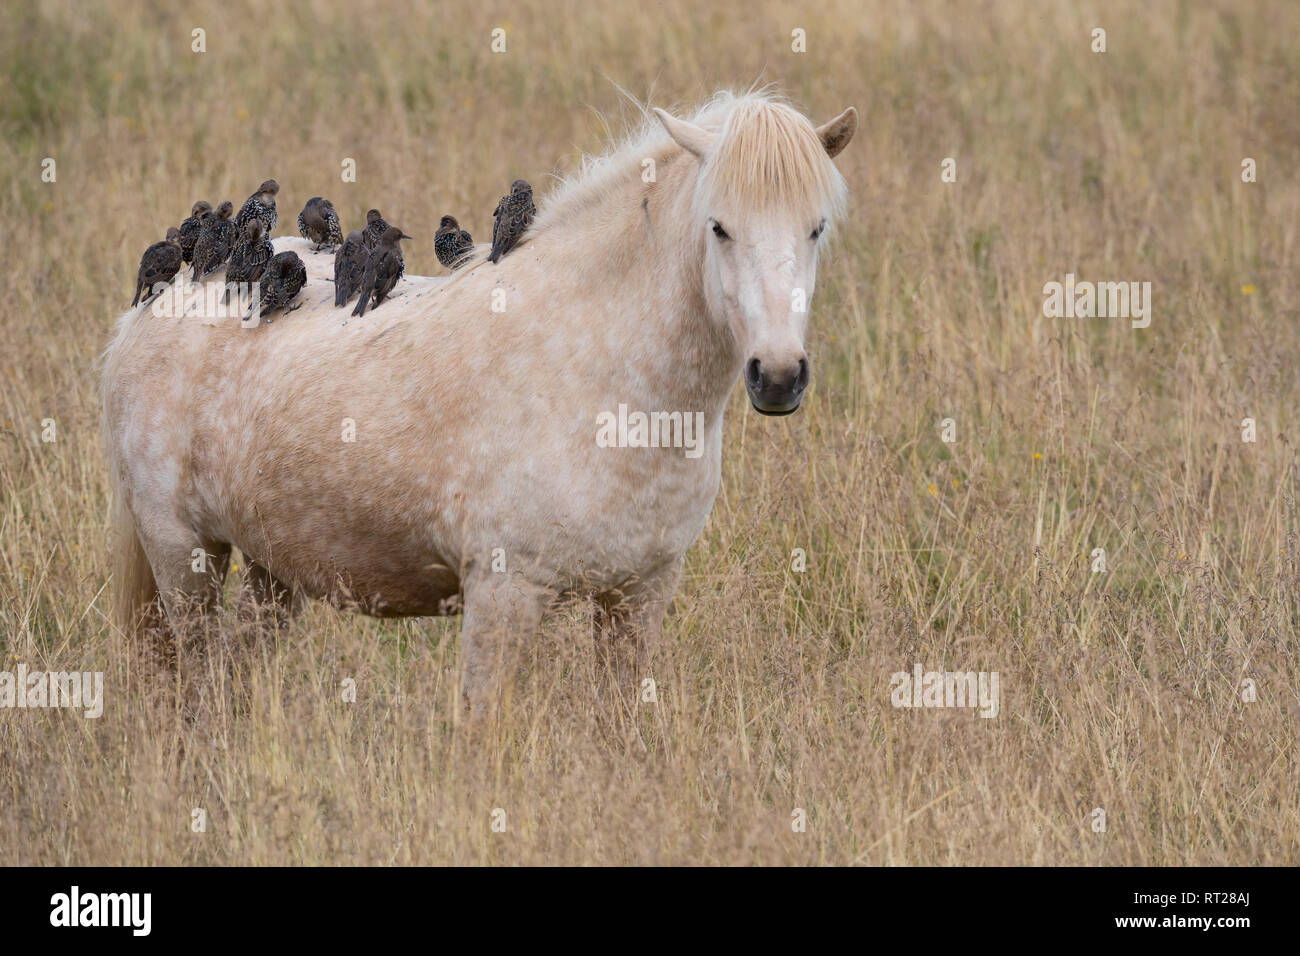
[102, 90, 857, 707]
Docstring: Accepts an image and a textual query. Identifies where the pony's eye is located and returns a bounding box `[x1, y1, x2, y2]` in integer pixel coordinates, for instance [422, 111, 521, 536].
[810, 219, 826, 240]
[711, 221, 730, 241]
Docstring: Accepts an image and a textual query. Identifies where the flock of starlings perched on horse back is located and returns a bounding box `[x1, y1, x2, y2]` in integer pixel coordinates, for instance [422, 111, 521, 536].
[130, 177, 537, 319]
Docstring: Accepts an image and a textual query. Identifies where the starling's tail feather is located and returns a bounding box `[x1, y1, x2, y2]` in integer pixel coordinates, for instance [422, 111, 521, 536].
[131, 282, 142, 307]
[352, 289, 369, 317]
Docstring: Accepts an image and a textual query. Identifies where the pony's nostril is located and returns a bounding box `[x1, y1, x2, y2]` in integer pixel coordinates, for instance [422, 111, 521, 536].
[745, 357, 762, 388]
[795, 357, 810, 390]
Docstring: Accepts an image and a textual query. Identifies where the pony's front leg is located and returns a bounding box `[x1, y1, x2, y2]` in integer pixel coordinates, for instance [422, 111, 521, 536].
[599, 558, 683, 670]
[458, 571, 553, 714]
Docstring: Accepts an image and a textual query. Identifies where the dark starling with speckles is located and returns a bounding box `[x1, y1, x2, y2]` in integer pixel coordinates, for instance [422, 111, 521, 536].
[360, 208, 390, 252]
[257, 251, 308, 319]
[177, 200, 212, 264]
[352, 225, 412, 317]
[131, 227, 183, 306]
[222, 219, 275, 304]
[333, 230, 367, 307]
[235, 179, 280, 237]
[487, 179, 535, 264]
[297, 196, 343, 252]
[191, 201, 237, 281]
[434, 215, 474, 270]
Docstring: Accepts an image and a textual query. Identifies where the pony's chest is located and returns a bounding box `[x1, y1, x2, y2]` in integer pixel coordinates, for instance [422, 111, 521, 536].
[562, 451, 721, 568]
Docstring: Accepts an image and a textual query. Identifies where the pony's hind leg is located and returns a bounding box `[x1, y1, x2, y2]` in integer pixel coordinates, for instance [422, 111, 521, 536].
[136, 530, 231, 669]
[236, 556, 302, 633]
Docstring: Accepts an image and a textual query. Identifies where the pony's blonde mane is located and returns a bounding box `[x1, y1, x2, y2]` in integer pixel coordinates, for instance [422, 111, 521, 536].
[534, 90, 847, 234]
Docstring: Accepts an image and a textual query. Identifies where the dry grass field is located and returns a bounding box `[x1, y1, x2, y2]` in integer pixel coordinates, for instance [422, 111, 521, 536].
[1, 0, 1298, 865]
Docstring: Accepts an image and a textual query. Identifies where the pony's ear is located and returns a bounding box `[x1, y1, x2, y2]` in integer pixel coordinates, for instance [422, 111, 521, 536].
[816, 107, 858, 158]
[653, 108, 716, 159]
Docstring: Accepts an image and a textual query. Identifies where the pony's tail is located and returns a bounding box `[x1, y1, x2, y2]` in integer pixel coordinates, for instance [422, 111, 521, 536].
[102, 318, 163, 641]
[111, 481, 161, 638]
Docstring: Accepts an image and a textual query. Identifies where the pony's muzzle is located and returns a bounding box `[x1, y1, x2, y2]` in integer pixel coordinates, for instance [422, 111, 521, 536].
[745, 355, 809, 416]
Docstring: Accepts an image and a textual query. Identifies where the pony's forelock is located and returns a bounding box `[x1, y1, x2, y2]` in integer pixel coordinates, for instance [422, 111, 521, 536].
[699, 96, 847, 221]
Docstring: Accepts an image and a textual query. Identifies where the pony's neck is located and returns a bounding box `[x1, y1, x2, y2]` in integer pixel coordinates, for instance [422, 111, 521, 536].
[546, 150, 743, 422]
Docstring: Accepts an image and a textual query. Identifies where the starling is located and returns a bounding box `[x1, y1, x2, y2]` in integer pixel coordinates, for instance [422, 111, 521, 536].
[487, 179, 535, 264]
[191, 201, 237, 282]
[434, 215, 474, 270]
[333, 230, 367, 307]
[177, 200, 212, 264]
[297, 196, 343, 252]
[360, 208, 390, 252]
[131, 227, 183, 306]
[235, 178, 280, 237]
[257, 251, 308, 319]
[222, 219, 275, 304]
[352, 225, 412, 317]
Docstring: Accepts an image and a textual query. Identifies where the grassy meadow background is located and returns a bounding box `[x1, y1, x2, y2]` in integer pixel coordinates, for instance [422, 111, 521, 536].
[2, 0, 1298, 864]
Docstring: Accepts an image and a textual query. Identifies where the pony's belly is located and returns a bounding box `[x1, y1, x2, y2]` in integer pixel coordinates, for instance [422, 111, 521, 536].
[268, 547, 461, 617]
[324, 571, 460, 617]
[221, 498, 461, 616]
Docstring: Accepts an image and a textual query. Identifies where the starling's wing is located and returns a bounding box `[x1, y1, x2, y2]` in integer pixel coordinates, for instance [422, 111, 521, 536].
[458, 232, 474, 265]
[390, 258, 404, 289]
[334, 247, 349, 305]
[488, 212, 507, 261]
[251, 241, 272, 284]
[163, 244, 182, 278]
[339, 262, 356, 304]
[222, 255, 241, 301]
[350, 253, 366, 295]
[214, 222, 236, 266]
[132, 261, 146, 305]
[335, 249, 355, 305]
[219, 247, 243, 303]
[378, 251, 403, 301]
[495, 200, 527, 257]
[352, 263, 376, 316]
[191, 233, 209, 280]
[178, 218, 200, 262]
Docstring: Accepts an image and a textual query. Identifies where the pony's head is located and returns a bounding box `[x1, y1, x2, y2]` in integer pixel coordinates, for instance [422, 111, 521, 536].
[654, 96, 856, 415]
